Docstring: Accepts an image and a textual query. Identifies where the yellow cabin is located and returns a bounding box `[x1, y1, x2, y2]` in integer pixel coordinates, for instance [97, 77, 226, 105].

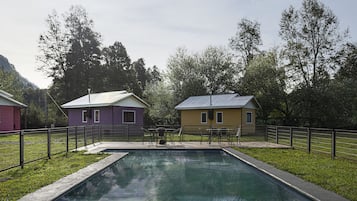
[175, 94, 260, 135]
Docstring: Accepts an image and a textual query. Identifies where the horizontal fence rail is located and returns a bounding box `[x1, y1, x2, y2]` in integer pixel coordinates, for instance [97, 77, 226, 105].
[267, 125, 357, 160]
[0, 124, 143, 172]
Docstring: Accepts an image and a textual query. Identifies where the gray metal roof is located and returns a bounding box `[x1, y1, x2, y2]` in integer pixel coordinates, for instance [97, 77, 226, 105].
[61, 90, 149, 109]
[0, 89, 27, 107]
[175, 93, 259, 110]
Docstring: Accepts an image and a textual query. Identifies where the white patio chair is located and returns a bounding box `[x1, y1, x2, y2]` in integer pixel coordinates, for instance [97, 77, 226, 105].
[170, 127, 182, 144]
[236, 127, 241, 145]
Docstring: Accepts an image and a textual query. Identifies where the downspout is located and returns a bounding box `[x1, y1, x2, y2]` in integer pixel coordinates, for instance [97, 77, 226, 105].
[241, 108, 243, 135]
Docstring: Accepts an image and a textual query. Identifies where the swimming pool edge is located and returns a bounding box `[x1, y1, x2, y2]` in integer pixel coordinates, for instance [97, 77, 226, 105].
[18, 153, 127, 201]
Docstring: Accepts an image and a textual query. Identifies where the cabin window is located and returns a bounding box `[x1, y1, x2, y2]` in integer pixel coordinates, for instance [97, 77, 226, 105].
[123, 110, 136, 124]
[82, 110, 87, 123]
[216, 112, 223, 124]
[94, 110, 100, 123]
[201, 112, 207, 124]
[246, 112, 252, 124]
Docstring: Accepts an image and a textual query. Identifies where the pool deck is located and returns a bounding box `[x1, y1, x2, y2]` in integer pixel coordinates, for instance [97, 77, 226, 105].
[20, 141, 348, 201]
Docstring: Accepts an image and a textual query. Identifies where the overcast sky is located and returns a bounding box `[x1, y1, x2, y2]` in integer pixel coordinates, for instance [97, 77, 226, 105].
[1, 0, 356, 89]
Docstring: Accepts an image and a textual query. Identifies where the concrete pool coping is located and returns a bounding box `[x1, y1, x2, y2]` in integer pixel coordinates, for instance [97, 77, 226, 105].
[19, 142, 348, 201]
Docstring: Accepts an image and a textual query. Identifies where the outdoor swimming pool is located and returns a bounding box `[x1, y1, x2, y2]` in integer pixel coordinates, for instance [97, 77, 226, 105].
[56, 149, 312, 201]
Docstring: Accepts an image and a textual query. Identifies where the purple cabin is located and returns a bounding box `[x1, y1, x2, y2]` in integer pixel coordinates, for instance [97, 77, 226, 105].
[61, 91, 148, 127]
[0, 90, 27, 131]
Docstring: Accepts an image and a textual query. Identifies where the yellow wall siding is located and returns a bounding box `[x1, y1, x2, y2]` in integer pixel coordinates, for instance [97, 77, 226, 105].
[180, 108, 256, 135]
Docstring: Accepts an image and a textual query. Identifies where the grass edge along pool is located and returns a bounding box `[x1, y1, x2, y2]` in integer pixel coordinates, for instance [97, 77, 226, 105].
[56, 149, 314, 201]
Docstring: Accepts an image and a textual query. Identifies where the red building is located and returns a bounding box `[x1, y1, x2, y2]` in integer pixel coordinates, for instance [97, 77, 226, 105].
[0, 90, 27, 131]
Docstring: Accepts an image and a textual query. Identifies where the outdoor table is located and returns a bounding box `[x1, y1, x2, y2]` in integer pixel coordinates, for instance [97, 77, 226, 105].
[206, 128, 233, 144]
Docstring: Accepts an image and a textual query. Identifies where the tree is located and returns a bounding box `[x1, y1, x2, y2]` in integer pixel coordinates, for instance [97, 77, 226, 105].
[331, 43, 357, 128]
[37, 10, 69, 80]
[64, 6, 102, 98]
[279, 0, 347, 126]
[38, 6, 102, 103]
[143, 80, 177, 125]
[279, 0, 347, 88]
[199, 46, 237, 94]
[167, 48, 207, 104]
[239, 50, 289, 124]
[229, 18, 262, 68]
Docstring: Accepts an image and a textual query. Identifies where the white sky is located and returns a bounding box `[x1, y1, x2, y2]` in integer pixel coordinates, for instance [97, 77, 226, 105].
[0, 0, 356, 89]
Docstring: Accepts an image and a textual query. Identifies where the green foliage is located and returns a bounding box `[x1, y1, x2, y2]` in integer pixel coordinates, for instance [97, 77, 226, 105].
[236, 148, 357, 201]
[280, 0, 346, 87]
[229, 18, 262, 67]
[167, 46, 237, 105]
[38, 6, 155, 109]
[143, 80, 177, 125]
[239, 50, 288, 124]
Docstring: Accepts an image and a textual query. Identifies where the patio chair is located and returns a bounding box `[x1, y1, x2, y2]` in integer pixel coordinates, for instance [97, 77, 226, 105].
[220, 128, 229, 144]
[169, 127, 182, 144]
[211, 128, 220, 144]
[235, 127, 241, 145]
[200, 128, 211, 144]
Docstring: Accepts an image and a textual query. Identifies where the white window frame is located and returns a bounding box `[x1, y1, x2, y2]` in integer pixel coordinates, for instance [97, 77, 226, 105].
[82, 110, 87, 123]
[94, 110, 100, 123]
[246, 112, 252, 124]
[216, 112, 223, 124]
[201, 112, 207, 124]
[122, 110, 136, 124]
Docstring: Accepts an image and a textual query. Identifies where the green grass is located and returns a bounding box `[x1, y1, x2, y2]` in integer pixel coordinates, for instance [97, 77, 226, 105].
[235, 148, 357, 201]
[0, 151, 107, 201]
[0, 132, 97, 171]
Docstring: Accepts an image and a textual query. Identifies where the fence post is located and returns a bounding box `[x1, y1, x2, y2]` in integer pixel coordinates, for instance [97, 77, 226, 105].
[75, 126, 78, 150]
[47, 128, 51, 159]
[332, 129, 336, 159]
[92, 125, 94, 145]
[127, 125, 129, 142]
[66, 127, 69, 153]
[99, 125, 102, 142]
[289, 127, 293, 147]
[307, 128, 311, 154]
[275, 126, 279, 144]
[84, 126, 87, 147]
[20, 130, 24, 169]
[265, 125, 268, 141]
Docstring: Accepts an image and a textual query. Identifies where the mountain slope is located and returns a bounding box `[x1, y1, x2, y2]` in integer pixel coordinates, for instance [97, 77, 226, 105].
[0, 54, 38, 89]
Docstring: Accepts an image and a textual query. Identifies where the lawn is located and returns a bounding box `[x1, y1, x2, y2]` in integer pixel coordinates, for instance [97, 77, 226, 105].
[235, 147, 357, 201]
[0, 151, 107, 201]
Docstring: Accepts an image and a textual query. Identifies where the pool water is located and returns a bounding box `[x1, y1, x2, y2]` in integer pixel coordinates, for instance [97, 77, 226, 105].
[57, 150, 312, 201]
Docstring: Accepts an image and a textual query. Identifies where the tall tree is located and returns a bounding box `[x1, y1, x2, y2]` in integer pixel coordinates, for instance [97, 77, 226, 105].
[239, 50, 289, 124]
[199, 46, 237, 94]
[37, 10, 68, 80]
[38, 6, 102, 102]
[101, 41, 142, 95]
[64, 6, 102, 98]
[167, 48, 206, 104]
[331, 43, 357, 128]
[229, 18, 262, 68]
[280, 0, 347, 88]
[279, 0, 347, 126]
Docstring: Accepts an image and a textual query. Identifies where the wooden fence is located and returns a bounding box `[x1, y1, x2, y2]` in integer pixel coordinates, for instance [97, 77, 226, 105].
[266, 125, 357, 160]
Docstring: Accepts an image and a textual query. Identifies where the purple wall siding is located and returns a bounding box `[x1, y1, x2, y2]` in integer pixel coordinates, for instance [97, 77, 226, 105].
[113, 107, 144, 125]
[67, 106, 144, 126]
[0, 106, 21, 131]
